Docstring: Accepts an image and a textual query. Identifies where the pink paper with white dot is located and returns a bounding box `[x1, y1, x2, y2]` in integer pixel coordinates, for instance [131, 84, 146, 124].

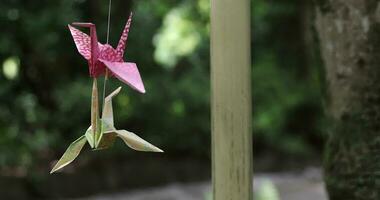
[68, 13, 144, 93]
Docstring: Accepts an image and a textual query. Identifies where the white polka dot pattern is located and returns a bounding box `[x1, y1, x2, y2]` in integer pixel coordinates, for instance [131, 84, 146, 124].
[68, 12, 145, 93]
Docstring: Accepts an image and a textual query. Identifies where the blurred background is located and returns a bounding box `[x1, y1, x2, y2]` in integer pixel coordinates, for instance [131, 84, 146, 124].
[0, 0, 326, 199]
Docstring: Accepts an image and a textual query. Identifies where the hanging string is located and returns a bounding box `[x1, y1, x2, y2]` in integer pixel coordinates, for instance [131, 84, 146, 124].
[106, 0, 112, 44]
[102, 0, 112, 110]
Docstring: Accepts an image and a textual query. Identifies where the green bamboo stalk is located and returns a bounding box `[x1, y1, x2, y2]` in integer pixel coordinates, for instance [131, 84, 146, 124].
[211, 0, 252, 199]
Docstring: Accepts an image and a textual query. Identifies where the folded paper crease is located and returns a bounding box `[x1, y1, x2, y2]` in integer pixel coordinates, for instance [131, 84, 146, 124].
[50, 87, 162, 174]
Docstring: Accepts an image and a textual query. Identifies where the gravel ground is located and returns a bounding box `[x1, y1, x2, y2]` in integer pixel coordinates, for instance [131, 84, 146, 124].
[73, 168, 327, 200]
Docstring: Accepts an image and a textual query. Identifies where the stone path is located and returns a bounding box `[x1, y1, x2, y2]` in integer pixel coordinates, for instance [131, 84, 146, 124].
[74, 168, 328, 200]
[254, 168, 327, 200]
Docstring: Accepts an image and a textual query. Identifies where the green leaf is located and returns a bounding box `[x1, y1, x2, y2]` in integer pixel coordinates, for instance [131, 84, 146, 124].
[115, 130, 163, 152]
[50, 135, 87, 174]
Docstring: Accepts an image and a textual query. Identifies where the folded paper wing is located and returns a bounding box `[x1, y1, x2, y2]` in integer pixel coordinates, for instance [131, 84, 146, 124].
[68, 25, 104, 61]
[100, 59, 146, 93]
[95, 129, 163, 153]
[115, 130, 163, 152]
[50, 135, 87, 174]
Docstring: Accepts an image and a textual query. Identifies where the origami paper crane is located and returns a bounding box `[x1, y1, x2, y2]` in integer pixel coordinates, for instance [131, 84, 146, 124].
[50, 13, 163, 174]
[68, 13, 145, 93]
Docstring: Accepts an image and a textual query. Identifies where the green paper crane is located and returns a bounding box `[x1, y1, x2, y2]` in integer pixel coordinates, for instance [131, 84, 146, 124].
[50, 82, 163, 174]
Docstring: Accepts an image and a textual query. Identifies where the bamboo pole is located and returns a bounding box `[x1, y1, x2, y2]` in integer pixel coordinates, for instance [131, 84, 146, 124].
[211, 0, 252, 199]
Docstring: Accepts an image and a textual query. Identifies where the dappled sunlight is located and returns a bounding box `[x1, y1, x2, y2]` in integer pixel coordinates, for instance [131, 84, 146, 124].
[2, 57, 19, 80]
[153, 6, 201, 68]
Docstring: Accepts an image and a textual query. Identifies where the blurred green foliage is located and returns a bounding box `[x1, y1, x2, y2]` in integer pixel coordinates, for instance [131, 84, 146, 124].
[0, 0, 323, 173]
[255, 180, 280, 200]
[252, 0, 324, 157]
[0, 0, 211, 173]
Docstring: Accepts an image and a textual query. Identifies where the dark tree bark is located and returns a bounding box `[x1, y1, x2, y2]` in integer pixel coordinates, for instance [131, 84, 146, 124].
[315, 0, 380, 199]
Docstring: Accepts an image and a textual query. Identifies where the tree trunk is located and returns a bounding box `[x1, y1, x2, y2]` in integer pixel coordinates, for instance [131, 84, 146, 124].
[315, 0, 380, 199]
[211, 0, 252, 199]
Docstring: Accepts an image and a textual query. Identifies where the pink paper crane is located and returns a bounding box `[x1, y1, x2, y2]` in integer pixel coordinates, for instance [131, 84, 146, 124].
[68, 12, 145, 93]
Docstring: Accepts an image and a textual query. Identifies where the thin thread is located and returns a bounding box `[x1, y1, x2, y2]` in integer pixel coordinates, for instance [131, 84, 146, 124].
[103, 0, 112, 111]
[106, 0, 112, 44]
